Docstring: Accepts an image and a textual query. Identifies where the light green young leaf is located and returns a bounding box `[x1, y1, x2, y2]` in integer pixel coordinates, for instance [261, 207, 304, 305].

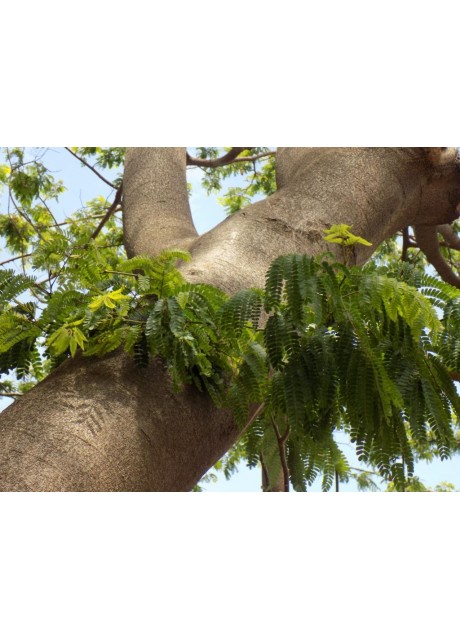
[88, 287, 129, 311]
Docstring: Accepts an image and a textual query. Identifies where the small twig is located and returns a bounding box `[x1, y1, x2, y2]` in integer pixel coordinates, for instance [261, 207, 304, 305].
[241, 402, 265, 435]
[104, 269, 138, 278]
[271, 418, 290, 492]
[0, 392, 22, 398]
[37, 195, 59, 227]
[0, 253, 49, 296]
[186, 148, 275, 169]
[0, 224, 121, 268]
[95, 242, 123, 250]
[65, 147, 118, 190]
[43, 213, 119, 229]
[3, 151, 46, 257]
[0, 253, 33, 267]
[186, 147, 252, 168]
[230, 152, 275, 165]
[90, 186, 123, 241]
[46, 187, 123, 290]
[348, 466, 380, 476]
[401, 227, 410, 262]
[7, 188, 47, 242]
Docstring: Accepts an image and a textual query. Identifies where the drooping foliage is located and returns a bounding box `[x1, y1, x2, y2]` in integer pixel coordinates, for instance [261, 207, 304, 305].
[2, 242, 460, 490]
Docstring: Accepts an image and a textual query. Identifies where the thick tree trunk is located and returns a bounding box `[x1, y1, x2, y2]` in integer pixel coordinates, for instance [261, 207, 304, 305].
[0, 351, 235, 491]
[1, 147, 459, 491]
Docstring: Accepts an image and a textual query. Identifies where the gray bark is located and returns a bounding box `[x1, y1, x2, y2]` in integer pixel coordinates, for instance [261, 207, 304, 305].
[1, 147, 459, 491]
[0, 351, 235, 491]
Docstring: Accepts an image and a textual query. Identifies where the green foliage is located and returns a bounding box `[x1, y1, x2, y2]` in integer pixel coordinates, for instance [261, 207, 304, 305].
[323, 224, 373, 247]
[0, 270, 43, 380]
[3, 237, 460, 491]
[2, 147, 460, 492]
[0, 147, 125, 396]
[70, 147, 125, 169]
[385, 477, 458, 492]
[323, 223, 373, 266]
[230, 253, 460, 490]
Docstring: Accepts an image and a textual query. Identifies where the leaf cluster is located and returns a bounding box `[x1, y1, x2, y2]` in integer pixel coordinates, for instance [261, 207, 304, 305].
[3, 241, 460, 491]
[220, 255, 460, 491]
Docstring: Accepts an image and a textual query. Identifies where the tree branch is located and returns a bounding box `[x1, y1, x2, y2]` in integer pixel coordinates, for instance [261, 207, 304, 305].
[242, 402, 266, 434]
[186, 148, 274, 169]
[8, 191, 45, 242]
[64, 147, 119, 190]
[229, 151, 275, 165]
[0, 213, 122, 269]
[414, 224, 460, 288]
[45, 212, 120, 229]
[271, 418, 290, 492]
[0, 253, 33, 267]
[90, 186, 123, 241]
[437, 224, 460, 250]
[401, 227, 410, 261]
[124, 148, 197, 257]
[46, 188, 123, 292]
[37, 195, 60, 227]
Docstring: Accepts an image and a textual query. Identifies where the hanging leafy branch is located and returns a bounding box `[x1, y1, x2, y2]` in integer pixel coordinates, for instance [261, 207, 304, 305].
[2, 241, 460, 491]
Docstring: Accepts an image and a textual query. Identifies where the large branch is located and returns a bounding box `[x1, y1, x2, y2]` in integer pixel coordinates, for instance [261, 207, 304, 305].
[2, 148, 460, 492]
[0, 351, 236, 491]
[437, 223, 460, 250]
[179, 148, 460, 293]
[123, 148, 198, 257]
[182, 148, 460, 292]
[414, 225, 460, 288]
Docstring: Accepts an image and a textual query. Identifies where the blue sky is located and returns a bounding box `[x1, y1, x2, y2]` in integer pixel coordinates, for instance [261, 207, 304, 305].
[2, 147, 460, 492]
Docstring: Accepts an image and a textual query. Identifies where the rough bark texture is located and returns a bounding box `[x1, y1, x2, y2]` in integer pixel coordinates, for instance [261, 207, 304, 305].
[123, 147, 198, 256]
[1, 147, 460, 491]
[182, 147, 460, 292]
[0, 351, 236, 491]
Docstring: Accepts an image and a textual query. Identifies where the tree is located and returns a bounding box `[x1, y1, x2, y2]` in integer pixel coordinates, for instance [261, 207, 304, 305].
[1, 147, 460, 491]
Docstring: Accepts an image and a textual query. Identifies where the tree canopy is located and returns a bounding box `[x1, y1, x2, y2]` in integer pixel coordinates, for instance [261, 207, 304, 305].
[1, 147, 460, 491]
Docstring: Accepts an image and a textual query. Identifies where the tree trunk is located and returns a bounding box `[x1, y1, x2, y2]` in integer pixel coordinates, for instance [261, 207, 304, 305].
[1, 147, 459, 491]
